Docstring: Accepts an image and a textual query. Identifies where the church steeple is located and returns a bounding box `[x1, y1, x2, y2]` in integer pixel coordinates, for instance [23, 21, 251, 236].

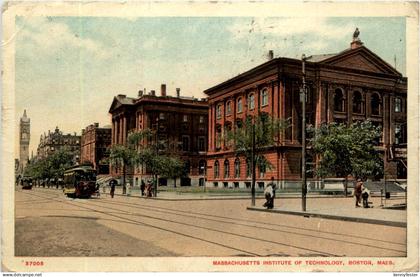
[19, 110, 30, 175]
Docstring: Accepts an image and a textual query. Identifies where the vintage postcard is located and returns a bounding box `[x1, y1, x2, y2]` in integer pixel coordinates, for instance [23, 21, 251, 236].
[1, 1, 419, 273]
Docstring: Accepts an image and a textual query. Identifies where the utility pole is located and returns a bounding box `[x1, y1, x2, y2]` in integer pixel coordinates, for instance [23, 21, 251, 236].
[154, 118, 159, 197]
[301, 54, 307, 212]
[251, 123, 256, 206]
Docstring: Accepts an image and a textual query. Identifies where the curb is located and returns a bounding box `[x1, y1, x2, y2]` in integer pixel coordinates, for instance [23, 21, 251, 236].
[246, 207, 407, 228]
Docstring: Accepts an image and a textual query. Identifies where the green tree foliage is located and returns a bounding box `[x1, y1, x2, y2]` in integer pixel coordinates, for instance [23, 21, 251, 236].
[109, 144, 138, 194]
[228, 114, 289, 174]
[24, 148, 75, 181]
[310, 120, 383, 184]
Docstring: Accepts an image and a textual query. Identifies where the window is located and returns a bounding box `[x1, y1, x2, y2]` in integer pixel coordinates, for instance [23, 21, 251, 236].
[246, 158, 251, 177]
[215, 125, 222, 150]
[199, 160, 206, 175]
[183, 114, 188, 122]
[371, 93, 382, 116]
[394, 97, 402, 113]
[234, 158, 240, 178]
[259, 163, 266, 178]
[248, 93, 255, 110]
[395, 123, 407, 145]
[159, 113, 165, 120]
[236, 120, 243, 129]
[237, 98, 243, 113]
[199, 116, 205, 123]
[334, 88, 345, 112]
[226, 101, 232, 115]
[198, 137, 205, 152]
[261, 88, 268, 106]
[224, 159, 230, 179]
[216, 105, 222, 119]
[214, 161, 219, 178]
[352, 91, 364, 114]
[182, 136, 190, 151]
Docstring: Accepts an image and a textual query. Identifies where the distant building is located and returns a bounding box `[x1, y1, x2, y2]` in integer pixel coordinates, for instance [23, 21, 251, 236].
[204, 34, 407, 189]
[36, 127, 81, 161]
[81, 123, 111, 175]
[18, 110, 30, 175]
[108, 85, 208, 187]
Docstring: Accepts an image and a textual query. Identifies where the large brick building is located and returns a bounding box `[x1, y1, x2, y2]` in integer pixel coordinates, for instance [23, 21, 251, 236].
[204, 36, 407, 189]
[36, 127, 81, 161]
[80, 123, 112, 175]
[109, 85, 208, 187]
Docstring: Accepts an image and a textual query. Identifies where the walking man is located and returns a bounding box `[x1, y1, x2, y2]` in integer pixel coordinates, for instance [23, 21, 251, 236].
[354, 178, 363, 207]
[110, 179, 116, 198]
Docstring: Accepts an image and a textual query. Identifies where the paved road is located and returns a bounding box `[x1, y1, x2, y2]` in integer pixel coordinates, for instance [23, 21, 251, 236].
[15, 187, 407, 257]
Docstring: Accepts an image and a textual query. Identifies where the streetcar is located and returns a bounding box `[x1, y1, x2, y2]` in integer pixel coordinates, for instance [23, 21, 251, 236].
[63, 165, 97, 198]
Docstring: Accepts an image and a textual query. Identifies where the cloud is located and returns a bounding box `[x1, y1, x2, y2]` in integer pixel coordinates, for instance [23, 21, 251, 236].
[228, 17, 354, 40]
[17, 17, 111, 60]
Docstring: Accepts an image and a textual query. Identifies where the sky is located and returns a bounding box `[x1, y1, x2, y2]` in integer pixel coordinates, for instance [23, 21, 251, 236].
[14, 16, 406, 157]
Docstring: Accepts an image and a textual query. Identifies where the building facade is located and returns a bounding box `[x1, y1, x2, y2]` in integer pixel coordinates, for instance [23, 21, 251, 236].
[80, 123, 112, 175]
[204, 37, 407, 189]
[18, 110, 31, 175]
[109, 85, 208, 187]
[36, 127, 81, 161]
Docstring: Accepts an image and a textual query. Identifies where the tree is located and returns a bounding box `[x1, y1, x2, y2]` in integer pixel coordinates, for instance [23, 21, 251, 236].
[310, 120, 383, 195]
[109, 144, 137, 194]
[128, 128, 184, 196]
[227, 114, 289, 206]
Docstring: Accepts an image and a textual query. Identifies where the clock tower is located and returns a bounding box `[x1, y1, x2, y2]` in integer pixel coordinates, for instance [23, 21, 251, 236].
[19, 109, 30, 174]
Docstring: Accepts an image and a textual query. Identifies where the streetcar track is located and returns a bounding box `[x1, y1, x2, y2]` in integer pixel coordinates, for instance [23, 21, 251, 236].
[22, 189, 406, 256]
[21, 189, 336, 257]
[91, 198, 405, 254]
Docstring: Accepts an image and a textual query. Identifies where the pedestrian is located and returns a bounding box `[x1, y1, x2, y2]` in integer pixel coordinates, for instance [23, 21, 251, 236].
[140, 180, 146, 196]
[110, 179, 116, 198]
[263, 182, 274, 209]
[354, 178, 363, 207]
[146, 180, 153, 197]
[362, 187, 371, 208]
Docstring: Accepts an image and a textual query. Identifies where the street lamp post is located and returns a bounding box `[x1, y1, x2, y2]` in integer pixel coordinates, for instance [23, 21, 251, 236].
[154, 118, 159, 197]
[301, 54, 307, 212]
[251, 123, 256, 206]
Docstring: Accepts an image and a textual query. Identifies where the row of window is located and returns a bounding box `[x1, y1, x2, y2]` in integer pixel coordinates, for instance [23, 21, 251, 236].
[333, 89, 404, 115]
[216, 88, 269, 119]
[213, 159, 266, 179]
[157, 113, 206, 124]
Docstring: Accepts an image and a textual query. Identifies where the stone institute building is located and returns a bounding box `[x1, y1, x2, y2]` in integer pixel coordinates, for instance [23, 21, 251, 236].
[204, 36, 407, 189]
[109, 85, 208, 187]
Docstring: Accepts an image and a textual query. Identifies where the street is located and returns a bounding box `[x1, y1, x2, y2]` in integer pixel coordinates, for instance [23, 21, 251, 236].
[15, 187, 406, 257]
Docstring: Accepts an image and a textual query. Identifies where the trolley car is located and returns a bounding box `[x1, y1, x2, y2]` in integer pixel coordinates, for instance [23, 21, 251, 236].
[63, 165, 97, 198]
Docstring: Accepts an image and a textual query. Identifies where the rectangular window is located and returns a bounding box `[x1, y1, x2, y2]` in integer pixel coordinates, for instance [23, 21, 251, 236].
[182, 136, 190, 151]
[248, 94, 255, 110]
[394, 98, 402, 113]
[199, 116, 204, 123]
[183, 115, 188, 122]
[198, 137, 205, 152]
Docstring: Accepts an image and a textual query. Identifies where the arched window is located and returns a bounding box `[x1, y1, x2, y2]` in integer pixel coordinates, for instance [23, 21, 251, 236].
[259, 163, 266, 178]
[226, 101, 232, 115]
[237, 98, 243, 113]
[234, 158, 240, 178]
[261, 88, 269, 106]
[248, 93, 255, 110]
[246, 158, 251, 177]
[352, 91, 364, 114]
[216, 104, 222, 119]
[214, 161, 219, 178]
[224, 159, 230, 179]
[371, 93, 382, 116]
[334, 88, 345, 112]
[199, 160, 207, 175]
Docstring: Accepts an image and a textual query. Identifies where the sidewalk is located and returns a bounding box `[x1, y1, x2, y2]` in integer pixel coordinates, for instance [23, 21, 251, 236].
[247, 198, 407, 228]
[105, 187, 407, 227]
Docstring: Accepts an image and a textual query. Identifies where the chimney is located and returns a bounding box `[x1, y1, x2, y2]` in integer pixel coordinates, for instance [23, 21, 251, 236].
[117, 94, 126, 98]
[176, 88, 180, 98]
[94, 122, 99, 127]
[268, 50, 274, 60]
[138, 90, 143, 97]
[161, 84, 167, 97]
[150, 90, 156, 96]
